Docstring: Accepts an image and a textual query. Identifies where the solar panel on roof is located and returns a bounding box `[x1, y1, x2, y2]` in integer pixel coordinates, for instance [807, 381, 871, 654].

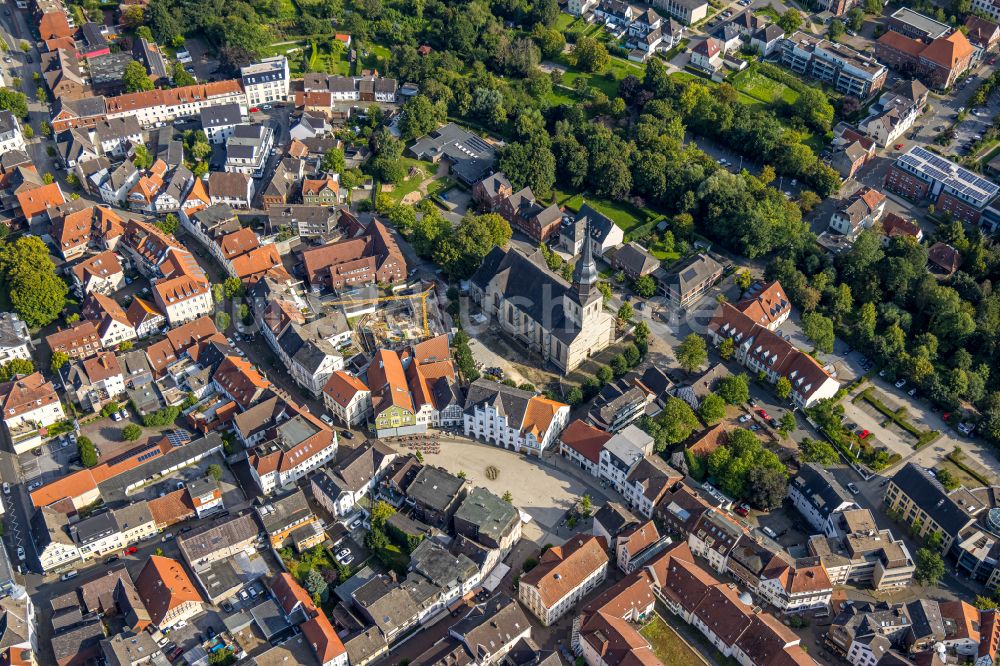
[925, 167, 949, 182]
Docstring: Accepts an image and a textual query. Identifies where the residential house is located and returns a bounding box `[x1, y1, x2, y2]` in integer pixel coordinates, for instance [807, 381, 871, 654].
[301, 177, 342, 205]
[0, 111, 26, 155]
[559, 205, 623, 259]
[965, 15, 1000, 58]
[780, 31, 887, 98]
[859, 82, 928, 147]
[656, 253, 723, 308]
[46, 321, 102, 361]
[929, 241, 963, 275]
[750, 24, 785, 56]
[453, 486, 521, 556]
[608, 242, 660, 281]
[881, 212, 924, 246]
[733, 280, 791, 331]
[559, 419, 613, 477]
[93, 117, 142, 157]
[788, 463, 858, 537]
[83, 293, 137, 348]
[17, 182, 65, 224]
[224, 124, 275, 177]
[708, 303, 840, 408]
[200, 103, 245, 144]
[405, 465, 468, 528]
[70, 251, 124, 297]
[247, 412, 339, 495]
[651, 0, 708, 25]
[63, 352, 126, 413]
[322, 371, 372, 426]
[256, 489, 321, 550]
[829, 186, 887, 241]
[310, 439, 396, 517]
[690, 37, 723, 72]
[0, 373, 66, 453]
[302, 219, 406, 291]
[598, 426, 654, 494]
[241, 56, 290, 107]
[0, 313, 32, 364]
[208, 171, 255, 209]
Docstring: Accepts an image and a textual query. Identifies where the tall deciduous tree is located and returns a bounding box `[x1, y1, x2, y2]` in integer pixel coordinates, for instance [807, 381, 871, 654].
[676, 333, 707, 373]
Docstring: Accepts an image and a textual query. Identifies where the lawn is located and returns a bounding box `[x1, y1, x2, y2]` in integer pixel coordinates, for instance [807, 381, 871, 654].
[362, 43, 392, 73]
[555, 191, 659, 238]
[730, 67, 800, 106]
[640, 616, 707, 666]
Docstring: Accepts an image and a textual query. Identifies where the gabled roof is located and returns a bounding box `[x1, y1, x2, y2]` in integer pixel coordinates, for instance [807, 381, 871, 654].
[135, 556, 202, 626]
[559, 419, 612, 465]
[921, 30, 974, 68]
[519, 535, 609, 607]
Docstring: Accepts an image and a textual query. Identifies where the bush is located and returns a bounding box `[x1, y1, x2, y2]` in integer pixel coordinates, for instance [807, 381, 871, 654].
[121, 424, 142, 441]
[78, 436, 98, 468]
[143, 405, 180, 427]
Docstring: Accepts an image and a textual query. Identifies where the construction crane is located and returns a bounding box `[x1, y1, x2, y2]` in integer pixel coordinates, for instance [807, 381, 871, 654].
[322, 287, 435, 337]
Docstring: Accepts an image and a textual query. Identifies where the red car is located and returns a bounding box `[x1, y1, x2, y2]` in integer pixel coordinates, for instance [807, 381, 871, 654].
[894, 143, 904, 149]
[859, 429, 871, 440]
[757, 409, 769, 419]
[734, 503, 750, 517]
[168, 647, 184, 662]
[123, 546, 138, 555]
[249, 107, 260, 113]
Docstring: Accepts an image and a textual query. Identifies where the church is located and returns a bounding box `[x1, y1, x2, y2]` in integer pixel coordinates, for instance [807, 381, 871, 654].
[469, 227, 616, 374]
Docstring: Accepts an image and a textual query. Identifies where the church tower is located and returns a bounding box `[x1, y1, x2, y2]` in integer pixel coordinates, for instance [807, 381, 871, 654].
[565, 221, 602, 327]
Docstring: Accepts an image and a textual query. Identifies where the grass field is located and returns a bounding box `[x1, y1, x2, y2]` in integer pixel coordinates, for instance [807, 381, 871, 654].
[731, 68, 800, 106]
[556, 191, 658, 237]
[640, 616, 707, 666]
[382, 157, 454, 205]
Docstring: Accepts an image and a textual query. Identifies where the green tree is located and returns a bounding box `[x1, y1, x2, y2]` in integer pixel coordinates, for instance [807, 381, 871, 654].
[207, 464, 223, 481]
[78, 436, 99, 467]
[719, 337, 735, 361]
[0, 236, 69, 328]
[747, 466, 788, 510]
[304, 567, 328, 602]
[657, 397, 701, 448]
[121, 424, 142, 441]
[321, 147, 346, 174]
[914, 548, 945, 586]
[778, 9, 804, 33]
[617, 302, 634, 323]
[800, 437, 839, 464]
[775, 376, 792, 400]
[934, 467, 959, 490]
[676, 333, 707, 374]
[580, 494, 592, 516]
[371, 500, 396, 529]
[573, 36, 608, 72]
[698, 393, 726, 425]
[502, 491, 513, 503]
[123, 60, 154, 93]
[133, 144, 153, 170]
[734, 270, 752, 297]
[214, 311, 231, 331]
[223, 277, 245, 299]
[50, 351, 70, 372]
[716, 374, 750, 405]
[780, 411, 796, 435]
[801, 312, 835, 353]
[156, 213, 179, 235]
[632, 274, 656, 298]
[0, 89, 29, 119]
[398, 95, 447, 141]
[596, 365, 613, 384]
[0, 358, 34, 381]
[172, 61, 196, 86]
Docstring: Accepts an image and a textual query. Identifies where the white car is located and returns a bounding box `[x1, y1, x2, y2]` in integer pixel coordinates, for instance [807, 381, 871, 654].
[118, 409, 128, 419]
[894, 379, 906, 388]
[341, 554, 354, 565]
[320, 414, 335, 427]
[111, 411, 122, 422]
[2, 483, 9, 495]
[239, 590, 249, 600]
[738, 414, 752, 423]
[28, 481, 41, 491]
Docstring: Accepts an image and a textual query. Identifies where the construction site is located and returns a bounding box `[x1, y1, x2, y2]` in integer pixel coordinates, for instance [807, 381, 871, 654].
[323, 282, 450, 353]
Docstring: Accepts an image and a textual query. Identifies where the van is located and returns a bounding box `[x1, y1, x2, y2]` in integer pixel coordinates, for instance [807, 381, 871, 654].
[61, 570, 79, 581]
[761, 526, 778, 539]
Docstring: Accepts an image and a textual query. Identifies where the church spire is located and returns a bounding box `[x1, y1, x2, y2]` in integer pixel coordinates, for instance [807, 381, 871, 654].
[572, 219, 598, 291]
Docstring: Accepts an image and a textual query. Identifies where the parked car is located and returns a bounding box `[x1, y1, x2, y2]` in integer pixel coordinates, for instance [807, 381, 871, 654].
[105, 555, 119, 564]
[847, 483, 861, 495]
[761, 526, 778, 539]
[738, 414, 752, 423]
[734, 503, 750, 517]
[858, 429, 871, 440]
[31, 447, 42, 457]
[124, 546, 138, 555]
[320, 414, 334, 426]
[757, 409, 769, 419]
[111, 411, 123, 422]
[27, 481, 41, 491]
[894, 379, 906, 388]
[61, 570, 79, 581]
[908, 388, 917, 397]
[2, 483, 9, 495]
[239, 590, 249, 600]
[341, 430, 354, 440]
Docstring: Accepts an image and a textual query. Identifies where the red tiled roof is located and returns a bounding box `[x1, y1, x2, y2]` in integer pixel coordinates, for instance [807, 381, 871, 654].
[520, 535, 609, 608]
[921, 31, 974, 68]
[135, 555, 202, 626]
[17, 182, 65, 219]
[877, 31, 926, 57]
[323, 371, 369, 408]
[560, 419, 611, 465]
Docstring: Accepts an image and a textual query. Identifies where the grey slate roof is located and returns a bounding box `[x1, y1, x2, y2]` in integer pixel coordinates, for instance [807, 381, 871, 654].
[454, 486, 518, 544]
[463, 378, 532, 423]
[451, 595, 530, 658]
[791, 463, 855, 521]
[200, 103, 244, 129]
[406, 465, 466, 514]
[890, 463, 978, 537]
